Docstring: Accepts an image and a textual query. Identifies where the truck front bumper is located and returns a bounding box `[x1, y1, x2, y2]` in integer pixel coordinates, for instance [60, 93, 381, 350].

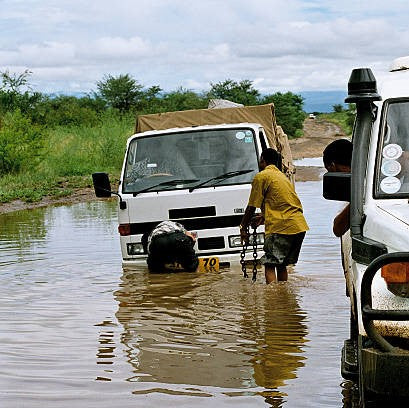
[361, 345, 409, 398]
[122, 250, 265, 269]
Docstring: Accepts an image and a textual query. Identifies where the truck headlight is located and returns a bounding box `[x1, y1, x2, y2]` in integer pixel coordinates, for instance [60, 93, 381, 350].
[127, 243, 145, 255]
[228, 233, 264, 248]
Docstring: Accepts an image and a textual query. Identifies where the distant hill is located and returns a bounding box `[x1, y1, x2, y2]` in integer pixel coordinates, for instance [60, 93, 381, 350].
[48, 91, 88, 98]
[300, 91, 348, 113]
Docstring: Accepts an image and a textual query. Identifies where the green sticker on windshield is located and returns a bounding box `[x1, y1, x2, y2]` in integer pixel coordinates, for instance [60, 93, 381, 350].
[244, 136, 253, 143]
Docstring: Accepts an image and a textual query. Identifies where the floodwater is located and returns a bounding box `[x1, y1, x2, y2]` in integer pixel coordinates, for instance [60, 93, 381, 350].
[0, 181, 360, 407]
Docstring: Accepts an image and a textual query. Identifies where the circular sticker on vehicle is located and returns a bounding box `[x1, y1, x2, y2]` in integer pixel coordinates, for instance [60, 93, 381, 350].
[381, 160, 401, 177]
[245, 130, 253, 136]
[380, 176, 401, 194]
[235, 131, 245, 140]
[383, 144, 402, 160]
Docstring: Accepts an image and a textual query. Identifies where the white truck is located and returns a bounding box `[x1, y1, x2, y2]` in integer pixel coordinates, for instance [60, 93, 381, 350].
[93, 103, 294, 269]
[323, 56, 409, 404]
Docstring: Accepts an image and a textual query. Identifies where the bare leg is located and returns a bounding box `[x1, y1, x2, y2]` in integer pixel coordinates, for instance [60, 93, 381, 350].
[277, 265, 288, 281]
[265, 265, 277, 284]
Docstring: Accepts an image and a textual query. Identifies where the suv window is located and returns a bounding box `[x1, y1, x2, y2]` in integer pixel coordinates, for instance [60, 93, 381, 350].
[375, 99, 409, 197]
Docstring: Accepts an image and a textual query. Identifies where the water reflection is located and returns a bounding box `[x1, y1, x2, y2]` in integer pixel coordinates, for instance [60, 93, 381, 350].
[0, 182, 363, 407]
[0, 208, 47, 267]
[114, 265, 308, 405]
[241, 285, 308, 389]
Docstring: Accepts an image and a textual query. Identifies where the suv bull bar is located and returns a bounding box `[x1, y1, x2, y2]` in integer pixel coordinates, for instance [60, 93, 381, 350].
[361, 252, 409, 352]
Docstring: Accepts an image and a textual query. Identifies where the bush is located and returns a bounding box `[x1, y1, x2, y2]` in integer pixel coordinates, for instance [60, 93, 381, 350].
[0, 90, 44, 117]
[33, 95, 101, 127]
[43, 111, 133, 177]
[0, 110, 45, 175]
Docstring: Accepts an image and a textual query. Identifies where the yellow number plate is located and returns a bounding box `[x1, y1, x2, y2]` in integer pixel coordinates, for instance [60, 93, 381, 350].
[198, 257, 220, 272]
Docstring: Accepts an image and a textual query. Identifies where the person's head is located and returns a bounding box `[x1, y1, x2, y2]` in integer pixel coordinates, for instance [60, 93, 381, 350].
[260, 148, 282, 171]
[323, 139, 352, 172]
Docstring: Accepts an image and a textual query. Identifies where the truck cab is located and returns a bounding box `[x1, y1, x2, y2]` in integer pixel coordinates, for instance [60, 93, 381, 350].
[323, 56, 409, 404]
[118, 122, 266, 267]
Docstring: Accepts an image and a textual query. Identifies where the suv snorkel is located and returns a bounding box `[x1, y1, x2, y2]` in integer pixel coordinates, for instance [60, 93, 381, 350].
[345, 68, 381, 238]
[345, 69, 389, 264]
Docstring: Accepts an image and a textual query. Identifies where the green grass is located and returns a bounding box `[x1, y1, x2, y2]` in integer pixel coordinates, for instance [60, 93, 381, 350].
[0, 172, 90, 203]
[0, 113, 132, 204]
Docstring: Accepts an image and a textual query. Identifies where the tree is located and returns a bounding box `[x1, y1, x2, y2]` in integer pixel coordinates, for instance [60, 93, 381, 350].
[96, 74, 144, 113]
[160, 88, 207, 112]
[1, 69, 32, 93]
[207, 79, 260, 106]
[333, 104, 344, 113]
[136, 85, 163, 112]
[261, 92, 305, 137]
[0, 69, 43, 116]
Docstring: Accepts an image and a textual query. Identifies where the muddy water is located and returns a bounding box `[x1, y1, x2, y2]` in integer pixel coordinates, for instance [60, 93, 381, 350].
[0, 182, 359, 407]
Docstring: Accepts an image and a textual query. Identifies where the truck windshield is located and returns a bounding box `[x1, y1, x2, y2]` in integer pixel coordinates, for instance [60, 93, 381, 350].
[122, 128, 259, 194]
[375, 99, 409, 198]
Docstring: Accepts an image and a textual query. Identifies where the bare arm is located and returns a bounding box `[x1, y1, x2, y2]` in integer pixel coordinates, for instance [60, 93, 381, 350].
[240, 206, 256, 243]
[333, 204, 350, 237]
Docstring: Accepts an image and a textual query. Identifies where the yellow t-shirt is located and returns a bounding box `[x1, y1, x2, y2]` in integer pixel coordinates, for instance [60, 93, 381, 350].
[248, 165, 309, 235]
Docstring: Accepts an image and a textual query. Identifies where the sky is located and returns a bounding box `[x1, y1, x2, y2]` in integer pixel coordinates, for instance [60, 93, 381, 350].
[1, 0, 409, 95]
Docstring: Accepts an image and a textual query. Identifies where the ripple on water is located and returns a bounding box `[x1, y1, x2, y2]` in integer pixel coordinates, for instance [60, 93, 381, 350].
[0, 185, 359, 407]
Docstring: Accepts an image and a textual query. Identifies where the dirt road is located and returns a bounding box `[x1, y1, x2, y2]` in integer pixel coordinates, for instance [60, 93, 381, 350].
[290, 118, 347, 182]
[290, 118, 347, 160]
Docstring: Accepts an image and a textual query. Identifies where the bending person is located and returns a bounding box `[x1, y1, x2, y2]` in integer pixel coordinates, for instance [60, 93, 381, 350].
[143, 221, 199, 273]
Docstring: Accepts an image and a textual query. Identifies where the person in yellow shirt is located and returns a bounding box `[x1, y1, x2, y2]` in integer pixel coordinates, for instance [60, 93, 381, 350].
[240, 148, 309, 283]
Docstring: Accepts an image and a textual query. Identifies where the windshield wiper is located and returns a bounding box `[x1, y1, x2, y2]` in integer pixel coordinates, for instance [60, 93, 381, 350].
[189, 170, 253, 192]
[133, 178, 199, 196]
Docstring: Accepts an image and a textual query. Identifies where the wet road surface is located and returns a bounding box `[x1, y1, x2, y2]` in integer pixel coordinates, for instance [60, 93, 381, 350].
[0, 181, 360, 407]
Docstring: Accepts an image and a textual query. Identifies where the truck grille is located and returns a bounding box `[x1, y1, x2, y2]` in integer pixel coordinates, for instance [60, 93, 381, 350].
[169, 206, 216, 219]
[128, 215, 242, 235]
[198, 236, 225, 250]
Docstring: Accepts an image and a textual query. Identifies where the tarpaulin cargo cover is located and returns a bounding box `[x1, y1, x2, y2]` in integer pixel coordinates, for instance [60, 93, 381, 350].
[135, 103, 294, 180]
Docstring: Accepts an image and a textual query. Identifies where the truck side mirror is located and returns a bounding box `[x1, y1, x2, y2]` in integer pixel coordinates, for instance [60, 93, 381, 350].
[92, 172, 112, 198]
[323, 172, 351, 202]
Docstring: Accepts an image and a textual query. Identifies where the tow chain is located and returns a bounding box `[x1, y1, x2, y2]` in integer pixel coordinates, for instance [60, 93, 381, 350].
[240, 225, 259, 282]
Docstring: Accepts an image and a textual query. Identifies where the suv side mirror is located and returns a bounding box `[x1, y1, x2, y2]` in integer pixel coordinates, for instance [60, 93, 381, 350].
[92, 172, 112, 198]
[323, 172, 351, 202]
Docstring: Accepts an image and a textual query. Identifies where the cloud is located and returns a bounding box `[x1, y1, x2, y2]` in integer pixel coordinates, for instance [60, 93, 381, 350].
[1, 0, 408, 93]
[82, 36, 162, 61]
[2, 42, 76, 67]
